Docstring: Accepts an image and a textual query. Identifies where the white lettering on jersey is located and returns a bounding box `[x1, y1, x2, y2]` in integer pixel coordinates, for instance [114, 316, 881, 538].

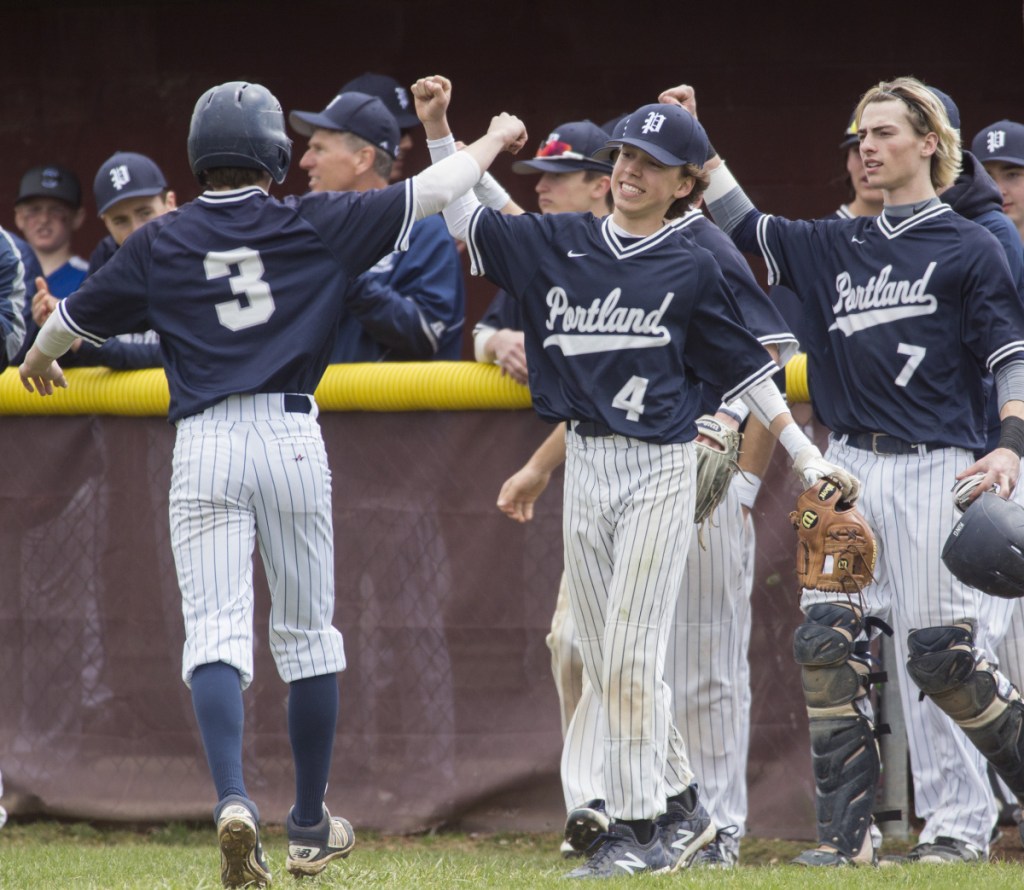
[205, 247, 276, 331]
[828, 262, 937, 335]
[641, 112, 666, 134]
[109, 165, 131, 191]
[542, 287, 673, 354]
[987, 130, 1007, 154]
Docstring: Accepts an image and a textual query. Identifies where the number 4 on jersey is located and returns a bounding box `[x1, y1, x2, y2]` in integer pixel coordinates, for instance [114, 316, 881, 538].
[612, 375, 649, 421]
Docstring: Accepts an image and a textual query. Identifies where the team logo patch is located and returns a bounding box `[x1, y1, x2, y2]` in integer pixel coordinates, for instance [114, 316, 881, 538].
[817, 481, 840, 502]
[800, 510, 819, 530]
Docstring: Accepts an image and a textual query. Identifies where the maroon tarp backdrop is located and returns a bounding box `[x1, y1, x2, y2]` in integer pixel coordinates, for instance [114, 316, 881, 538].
[0, 408, 825, 837]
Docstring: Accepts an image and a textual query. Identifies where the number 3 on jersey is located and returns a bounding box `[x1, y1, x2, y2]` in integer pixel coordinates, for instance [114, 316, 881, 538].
[204, 247, 276, 331]
[612, 375, 649, 422]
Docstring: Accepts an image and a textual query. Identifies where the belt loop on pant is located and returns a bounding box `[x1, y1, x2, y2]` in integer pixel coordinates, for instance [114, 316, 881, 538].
[841, 431, 946, 456]
[283, 393, 312, 414]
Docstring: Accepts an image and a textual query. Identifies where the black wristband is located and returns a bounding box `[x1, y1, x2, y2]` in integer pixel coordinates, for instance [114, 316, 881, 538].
[997, 415, 1024, 457]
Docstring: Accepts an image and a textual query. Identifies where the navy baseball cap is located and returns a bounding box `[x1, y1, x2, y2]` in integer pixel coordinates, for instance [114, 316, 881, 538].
[840, 111, 859, 150]
[16, 164, 81, 208]
[927, 86, 961, 132]
[93, 152, 168, 216]
[510, 121, 614, 174]
[289, 91, 401, 159]
[339, 72, 419, 130]
[972, 120, 1024, 167]
[593, 104, 709, 167]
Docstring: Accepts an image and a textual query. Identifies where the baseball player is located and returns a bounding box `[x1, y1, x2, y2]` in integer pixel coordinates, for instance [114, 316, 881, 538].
[18, 80, 527, 889]
[289, 90, 465, 361]
[695, 75, 1024, 867]
[973, 119, 1024, 244]
[337, 72, 421, 182]
[878, 87, 1024, 863]
[29, 151, 174, 369]
[415, 74, 855, 878]
[0, 226, 29, 367]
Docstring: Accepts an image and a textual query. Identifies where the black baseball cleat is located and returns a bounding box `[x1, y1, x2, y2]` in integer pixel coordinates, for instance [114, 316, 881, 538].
[285, 805, 356, 877]
[564, 799, 611, 855]
[564, 822, 672, 879]
[214, 795, 271, 888]
[655, 787, 715, 870]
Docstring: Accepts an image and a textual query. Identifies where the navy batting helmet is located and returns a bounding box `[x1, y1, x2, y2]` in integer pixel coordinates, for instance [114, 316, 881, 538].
[188, 82, 291, 184]
[942, 492, 1024, 599]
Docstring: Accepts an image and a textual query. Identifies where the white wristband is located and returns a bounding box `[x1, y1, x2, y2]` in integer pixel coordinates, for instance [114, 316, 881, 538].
[778, 422, 815, 461]
[731, 472, 762, 510]
[717, 398, 750, 426]
[473, 172, 511, 210]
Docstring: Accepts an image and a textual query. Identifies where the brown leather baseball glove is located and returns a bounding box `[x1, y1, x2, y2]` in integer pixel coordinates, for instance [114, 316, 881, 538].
[789, 476, 876, 593]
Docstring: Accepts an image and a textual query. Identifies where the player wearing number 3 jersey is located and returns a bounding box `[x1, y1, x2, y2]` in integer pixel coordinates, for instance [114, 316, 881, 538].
[414, 73, 857, 879]
[18, 81, 527, 889]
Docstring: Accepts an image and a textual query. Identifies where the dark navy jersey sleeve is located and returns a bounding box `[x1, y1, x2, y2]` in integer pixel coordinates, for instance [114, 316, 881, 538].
[333, 212, 465, 361]
[677, 211, 797, 360]
[477, 288, 522, 332]
[465, 209, 776, 443]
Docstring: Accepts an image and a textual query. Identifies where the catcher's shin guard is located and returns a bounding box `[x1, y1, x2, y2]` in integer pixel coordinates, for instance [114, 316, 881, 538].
[807, 715, 880, 857]
[907, 623, 1024, 798]
[794, 603, 873, 714]
[794, 603, 880, 856]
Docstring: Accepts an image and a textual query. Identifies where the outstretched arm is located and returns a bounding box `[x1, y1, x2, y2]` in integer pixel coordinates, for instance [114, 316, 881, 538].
[497, 423, 567, 523]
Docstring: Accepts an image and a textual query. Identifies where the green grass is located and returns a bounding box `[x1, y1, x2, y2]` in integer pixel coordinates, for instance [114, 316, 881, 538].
[0, 822, 1022, 889]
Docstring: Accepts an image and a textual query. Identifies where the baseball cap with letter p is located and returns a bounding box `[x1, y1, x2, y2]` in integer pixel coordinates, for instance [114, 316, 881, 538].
[593, 103, 710, 167]
[93, 152, 168, 216]
[289, 92, 401, 159]
[972, 120, 1024, 168]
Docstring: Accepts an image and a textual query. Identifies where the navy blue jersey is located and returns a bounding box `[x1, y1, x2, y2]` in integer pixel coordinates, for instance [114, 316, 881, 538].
[674, 209, 796, 360]
[467, 209, 778, 443]
[59, 182, 414, 421]
[733, 205, 1024, 449]
[330, 213, 465, 362]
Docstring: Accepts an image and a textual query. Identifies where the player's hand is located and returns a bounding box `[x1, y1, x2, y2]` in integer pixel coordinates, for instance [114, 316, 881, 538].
[31, 276, 58, 327]
[793, 445, 861, 503]
[412, 75, 452, 124]
[489, 329, 528, 385]
[489, 113, 528, 155]
[497, 464, 552, 523]
[956, 448, 1019, 505]
[658, 83, 698, 118]
[19, 357, 67, 395]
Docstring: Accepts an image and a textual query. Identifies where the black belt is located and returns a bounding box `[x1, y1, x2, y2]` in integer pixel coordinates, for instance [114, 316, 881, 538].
[284, 394, 312, 414]
[571, 420, 615, 438]
[843, 432, 948, 455]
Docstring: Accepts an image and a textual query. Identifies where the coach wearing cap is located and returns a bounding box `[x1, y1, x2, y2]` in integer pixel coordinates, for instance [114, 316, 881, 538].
[289, 90, 465, 362]
[338, 72, 420, 181]
[973, 120, 1024, 245]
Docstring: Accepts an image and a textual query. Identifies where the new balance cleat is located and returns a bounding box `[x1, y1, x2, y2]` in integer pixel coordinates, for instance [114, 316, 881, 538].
[656, 787, 715, 870]
[215, 795, 271, 888]
[285, 805, 356, 877]
[564, 799, 611, 855]
[564, 822, 671, 878]
[691, 827, 739, 868]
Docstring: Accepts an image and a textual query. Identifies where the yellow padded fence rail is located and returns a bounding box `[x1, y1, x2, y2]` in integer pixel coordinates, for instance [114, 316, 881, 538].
[0, 355, 811, 416]
[0, 362, 534, 416]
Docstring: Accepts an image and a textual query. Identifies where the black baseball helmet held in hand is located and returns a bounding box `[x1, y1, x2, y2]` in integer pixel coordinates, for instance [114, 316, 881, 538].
[942, 492, 1024, 599]
[188, 82, 292, 184]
